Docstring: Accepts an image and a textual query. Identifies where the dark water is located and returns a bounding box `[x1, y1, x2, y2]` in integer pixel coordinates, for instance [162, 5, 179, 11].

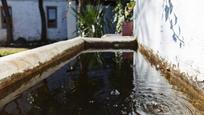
[0, 51, 202, 115]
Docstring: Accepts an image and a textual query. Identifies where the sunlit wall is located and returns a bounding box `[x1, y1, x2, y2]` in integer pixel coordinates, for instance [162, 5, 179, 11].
[134, 0, 204, 81]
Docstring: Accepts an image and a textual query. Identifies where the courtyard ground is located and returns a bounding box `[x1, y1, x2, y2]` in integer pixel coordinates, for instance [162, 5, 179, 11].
[0, 47, 28, 57]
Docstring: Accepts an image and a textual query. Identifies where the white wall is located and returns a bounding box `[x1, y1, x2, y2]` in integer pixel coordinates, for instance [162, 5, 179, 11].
[0, 30, 6, 42]
[134, 0, 204, 81]
[67, 1, 77, 39]
[0, 0, 76, 41]
[8, 0, 41, 41]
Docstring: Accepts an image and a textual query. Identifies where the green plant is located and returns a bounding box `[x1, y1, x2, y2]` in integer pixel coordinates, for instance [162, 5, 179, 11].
[113, 0, 135, 33]
[125, 1, 135, 21]
[73, 5, 104, 37]
[114, 0, 124, 33]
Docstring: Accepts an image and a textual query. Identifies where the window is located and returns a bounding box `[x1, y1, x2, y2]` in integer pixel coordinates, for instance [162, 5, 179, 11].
[1, 6, 12, 29]
[47, 6, 57, 28]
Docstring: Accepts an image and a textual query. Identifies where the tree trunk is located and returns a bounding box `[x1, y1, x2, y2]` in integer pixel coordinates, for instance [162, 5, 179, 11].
[38, 0, 47, 42]
[78, 0, 86, 13]
[77, 0, 82, 13]
[1, 0, 13, 45]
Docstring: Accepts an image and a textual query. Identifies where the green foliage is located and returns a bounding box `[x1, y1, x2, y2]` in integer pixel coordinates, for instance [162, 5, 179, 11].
[74, 5, 104, 37]
[125, 1, 136, 21]
[114, 0, 125, 33]
[113, 0, 136, 33]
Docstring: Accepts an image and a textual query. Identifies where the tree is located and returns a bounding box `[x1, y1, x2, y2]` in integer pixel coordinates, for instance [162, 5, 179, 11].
[1, 0, 13, 45]
[77, 0, 85, 13]
[38, 0, 47, 42]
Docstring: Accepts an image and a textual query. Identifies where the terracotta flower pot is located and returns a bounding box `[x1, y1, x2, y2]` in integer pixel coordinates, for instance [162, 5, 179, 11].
[122, 21, 133, 36]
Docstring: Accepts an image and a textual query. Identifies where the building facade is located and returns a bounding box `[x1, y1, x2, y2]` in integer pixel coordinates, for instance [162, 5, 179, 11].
[0, 0, 77, 42]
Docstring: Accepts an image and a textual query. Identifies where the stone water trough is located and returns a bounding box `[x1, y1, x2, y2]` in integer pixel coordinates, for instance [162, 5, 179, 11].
[0, 35, 137, 107]
[1, 35, 204, 113]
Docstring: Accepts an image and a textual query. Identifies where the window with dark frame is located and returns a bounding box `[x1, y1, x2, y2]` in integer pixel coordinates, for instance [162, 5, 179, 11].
[1, 6, 12, 29]
[47, 6, 57, 28]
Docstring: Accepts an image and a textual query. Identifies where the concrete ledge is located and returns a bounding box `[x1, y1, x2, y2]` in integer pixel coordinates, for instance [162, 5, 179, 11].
[0, 37, 84, 89]
[83, 35, 137, 49]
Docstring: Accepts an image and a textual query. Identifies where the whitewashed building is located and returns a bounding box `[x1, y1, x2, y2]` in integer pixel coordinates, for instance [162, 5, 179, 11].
[134, 0, 204, 81]
[0, 0, 77, 42]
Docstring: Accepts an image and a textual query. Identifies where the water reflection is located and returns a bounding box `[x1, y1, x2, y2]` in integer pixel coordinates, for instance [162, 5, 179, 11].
[0, 51, 202, 115]
[134, 53, 201, 115]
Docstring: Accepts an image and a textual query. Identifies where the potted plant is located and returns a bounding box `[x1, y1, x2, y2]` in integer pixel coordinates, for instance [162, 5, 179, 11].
[122, 0, 135, 36]
[114, 0, 135, 36]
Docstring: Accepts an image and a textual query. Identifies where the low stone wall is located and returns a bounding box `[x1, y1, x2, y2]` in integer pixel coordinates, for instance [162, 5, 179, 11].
[0, 37, 84, 96]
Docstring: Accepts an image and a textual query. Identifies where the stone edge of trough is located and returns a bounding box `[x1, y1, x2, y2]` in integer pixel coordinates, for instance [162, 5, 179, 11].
[0, 36, 137, 92]
[0, 37, 84, 93]
[139, 43, 204, 112]
[83, 36, 138, 50]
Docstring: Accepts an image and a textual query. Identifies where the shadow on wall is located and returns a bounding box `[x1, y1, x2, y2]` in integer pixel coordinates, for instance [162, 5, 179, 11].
[103, 5, 116, 34]
[162, 0, 184, 48]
